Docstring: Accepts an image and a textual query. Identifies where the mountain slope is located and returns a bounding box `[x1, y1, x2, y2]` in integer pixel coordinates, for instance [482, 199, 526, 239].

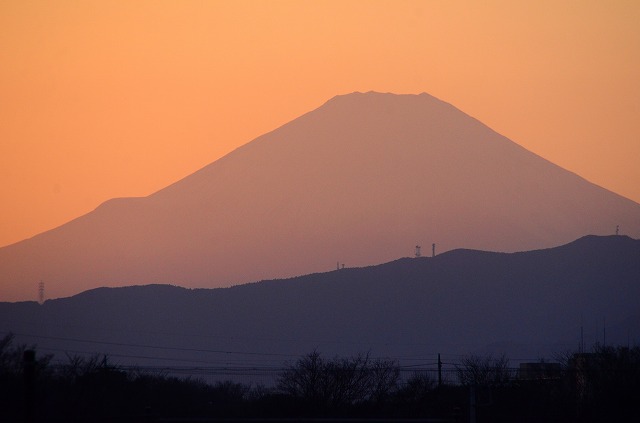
[1, 235, 639, 368]
[1, 92, 639, 301]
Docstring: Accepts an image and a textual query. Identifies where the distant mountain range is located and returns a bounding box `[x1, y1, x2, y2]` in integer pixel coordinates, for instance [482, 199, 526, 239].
[2, 92, 640, 301]
[2, 235, 639, 371]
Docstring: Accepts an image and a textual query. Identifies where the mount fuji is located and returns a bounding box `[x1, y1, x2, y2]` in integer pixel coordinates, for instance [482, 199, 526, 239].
[2, 92, 639, 301]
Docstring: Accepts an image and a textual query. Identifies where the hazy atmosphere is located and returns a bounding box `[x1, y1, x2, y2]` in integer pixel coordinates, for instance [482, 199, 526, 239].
[2, 3, 640, 421]
[1, 0, 639, 248]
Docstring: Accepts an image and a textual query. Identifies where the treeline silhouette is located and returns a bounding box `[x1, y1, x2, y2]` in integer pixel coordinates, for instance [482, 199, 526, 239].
[1, 333, 638, 422]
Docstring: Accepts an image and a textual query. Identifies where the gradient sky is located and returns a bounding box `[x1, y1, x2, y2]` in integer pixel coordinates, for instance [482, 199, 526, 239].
[1, 0, 639, 248]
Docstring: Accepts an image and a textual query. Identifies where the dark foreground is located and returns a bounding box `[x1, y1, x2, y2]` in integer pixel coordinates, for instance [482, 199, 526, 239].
[1, 335, 639, 423]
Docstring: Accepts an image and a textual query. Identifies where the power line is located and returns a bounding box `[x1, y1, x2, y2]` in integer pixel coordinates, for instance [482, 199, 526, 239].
[3, 331, 298, 358]
[2, 330, 565, 369]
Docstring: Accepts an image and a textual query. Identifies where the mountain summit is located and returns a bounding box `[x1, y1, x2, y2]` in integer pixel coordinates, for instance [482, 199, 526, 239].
[2, 92, 639, 301]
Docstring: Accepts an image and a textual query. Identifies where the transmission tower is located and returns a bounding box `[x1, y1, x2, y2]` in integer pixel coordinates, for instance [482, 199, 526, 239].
[415, 245, 421, 258]
[38, 281, 44, 305]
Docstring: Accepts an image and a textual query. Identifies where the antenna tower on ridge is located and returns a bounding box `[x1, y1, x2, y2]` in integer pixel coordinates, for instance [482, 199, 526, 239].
[38, 281, 44, 305]
[415, 245, 421, 258]
[616, 225, 619, 236]
[432, 243, 436, 257]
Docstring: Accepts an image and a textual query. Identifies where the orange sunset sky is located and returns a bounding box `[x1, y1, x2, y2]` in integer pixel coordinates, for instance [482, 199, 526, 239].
[1, 0, 639, 248]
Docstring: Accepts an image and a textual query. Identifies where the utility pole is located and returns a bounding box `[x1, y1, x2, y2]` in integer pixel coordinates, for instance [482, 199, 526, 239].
[438, 353, 442, 388]
[23, 350, 36, 423]
[469, 385, 477, 423]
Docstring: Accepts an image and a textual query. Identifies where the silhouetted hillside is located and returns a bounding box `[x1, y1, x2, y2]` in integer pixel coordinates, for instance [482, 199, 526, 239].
[2, 235, 638, 370]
